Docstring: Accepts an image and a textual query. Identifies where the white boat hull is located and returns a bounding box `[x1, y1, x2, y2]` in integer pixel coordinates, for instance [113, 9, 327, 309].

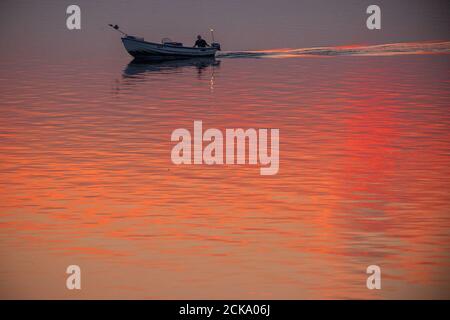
[122, 37, 218, 60]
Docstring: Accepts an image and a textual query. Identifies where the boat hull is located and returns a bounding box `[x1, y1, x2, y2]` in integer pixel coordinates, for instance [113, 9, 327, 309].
[121, 37, 218, 60]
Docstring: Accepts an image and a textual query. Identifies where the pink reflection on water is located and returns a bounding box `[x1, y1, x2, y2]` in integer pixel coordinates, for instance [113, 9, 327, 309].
[0, 52, 449, 299]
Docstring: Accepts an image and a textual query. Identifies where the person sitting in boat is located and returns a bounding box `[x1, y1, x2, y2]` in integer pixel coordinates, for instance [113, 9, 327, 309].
[194, 35, 209, 48]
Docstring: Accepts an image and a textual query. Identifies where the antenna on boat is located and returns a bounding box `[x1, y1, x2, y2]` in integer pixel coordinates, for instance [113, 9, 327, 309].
[108, 24, 127, 36]
[209, 28, 221, 51]
[210, 28, 215, 43]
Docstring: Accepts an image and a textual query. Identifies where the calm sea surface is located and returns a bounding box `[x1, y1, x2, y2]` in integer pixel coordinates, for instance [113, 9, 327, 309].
[0, 47, 449, 298]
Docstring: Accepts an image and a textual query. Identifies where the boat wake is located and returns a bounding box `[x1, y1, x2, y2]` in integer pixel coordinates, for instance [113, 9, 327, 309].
[217, 41, 450, 59]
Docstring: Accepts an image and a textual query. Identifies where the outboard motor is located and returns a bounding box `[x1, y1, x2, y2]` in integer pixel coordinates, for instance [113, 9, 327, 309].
[211, 42, 221, 51]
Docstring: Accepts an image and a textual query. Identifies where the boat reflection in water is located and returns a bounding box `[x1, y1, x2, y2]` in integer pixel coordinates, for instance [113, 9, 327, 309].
[123, 57, 221, 77]
[118, 57, 221, 93]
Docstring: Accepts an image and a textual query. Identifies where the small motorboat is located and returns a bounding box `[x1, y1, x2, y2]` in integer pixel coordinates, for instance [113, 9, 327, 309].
[109, 24, 221, 60]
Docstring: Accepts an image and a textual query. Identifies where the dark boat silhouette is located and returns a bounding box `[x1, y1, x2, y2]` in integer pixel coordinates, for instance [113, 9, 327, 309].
[109, 24, 221, 60]
[122, 36, 221, 60]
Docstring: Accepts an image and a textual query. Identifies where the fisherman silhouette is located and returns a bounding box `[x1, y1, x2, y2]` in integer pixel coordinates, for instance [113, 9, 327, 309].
[194, 35, 209, 48]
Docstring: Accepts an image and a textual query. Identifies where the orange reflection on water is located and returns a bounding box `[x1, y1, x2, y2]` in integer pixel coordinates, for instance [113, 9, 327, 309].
[0, 54, 449, 299]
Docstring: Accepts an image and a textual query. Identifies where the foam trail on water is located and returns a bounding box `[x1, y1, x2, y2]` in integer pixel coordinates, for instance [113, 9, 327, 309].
[217, 41, 450, 59]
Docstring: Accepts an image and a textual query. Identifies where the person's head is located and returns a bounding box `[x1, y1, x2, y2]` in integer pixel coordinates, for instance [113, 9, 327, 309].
[197, 35, 202, 40]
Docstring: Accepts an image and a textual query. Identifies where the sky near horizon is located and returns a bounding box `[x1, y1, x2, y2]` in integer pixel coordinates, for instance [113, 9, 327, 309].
[0, 0, 449, 59]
